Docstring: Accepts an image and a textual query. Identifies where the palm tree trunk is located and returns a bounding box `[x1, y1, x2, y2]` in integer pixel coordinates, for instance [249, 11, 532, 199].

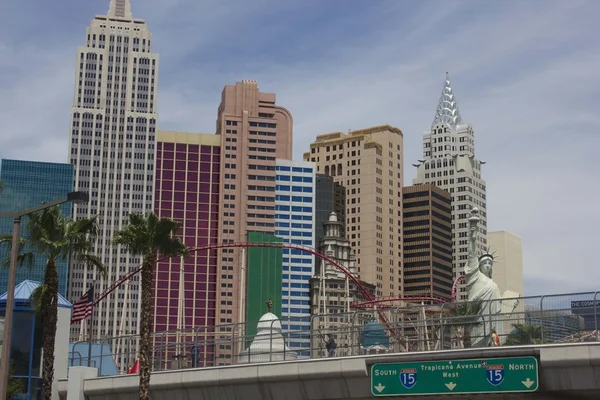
[463, 327, 471, 349]
[41, 258, 59, 400]
[139, 253, 156, 400]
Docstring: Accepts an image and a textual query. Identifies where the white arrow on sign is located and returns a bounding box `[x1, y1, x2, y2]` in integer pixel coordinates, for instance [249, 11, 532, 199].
[522, 378, 535, 388]
[445, 382, 457, 391]
[374, 383, 385, 393]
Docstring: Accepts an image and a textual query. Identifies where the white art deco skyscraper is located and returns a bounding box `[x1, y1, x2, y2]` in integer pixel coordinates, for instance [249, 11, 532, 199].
[67, 0, 159, 340]
[413, 73, 488, 301]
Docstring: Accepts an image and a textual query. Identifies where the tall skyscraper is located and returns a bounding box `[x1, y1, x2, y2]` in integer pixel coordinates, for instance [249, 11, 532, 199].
[487, 231, 523, 298]
[304, 125, 404, 297]
[274, 159, 316, 357]
[413, 73, 488, 301]
[152, 131, 220, 367]
[67, 0, 159, 339]
[402, 184, 453, 301]
[0, 159, 74, 296]
[214, 81, 293, 346]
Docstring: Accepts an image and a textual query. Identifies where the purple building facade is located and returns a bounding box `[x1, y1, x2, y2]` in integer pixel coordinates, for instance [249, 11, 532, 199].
[153, 131, 221, 366]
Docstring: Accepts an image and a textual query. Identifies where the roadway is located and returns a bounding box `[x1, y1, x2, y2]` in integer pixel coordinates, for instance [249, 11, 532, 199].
[58, 342, 600, 400]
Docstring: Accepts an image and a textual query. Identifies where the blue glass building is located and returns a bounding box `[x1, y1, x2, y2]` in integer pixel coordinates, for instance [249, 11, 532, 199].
[0, 159, 74, 297]
[274, 160, 316, 358]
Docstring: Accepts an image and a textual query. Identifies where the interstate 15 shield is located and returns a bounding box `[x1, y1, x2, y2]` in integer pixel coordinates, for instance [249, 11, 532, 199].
[486, 364, 505, 386]
[400, 368, 418, 389]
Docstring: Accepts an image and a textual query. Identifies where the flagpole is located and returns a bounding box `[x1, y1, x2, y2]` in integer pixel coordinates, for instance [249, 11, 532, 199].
[88, 283, 95, 368]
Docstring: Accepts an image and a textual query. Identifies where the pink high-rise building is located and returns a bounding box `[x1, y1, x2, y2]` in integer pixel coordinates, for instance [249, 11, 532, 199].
[214, 80, 293, 359]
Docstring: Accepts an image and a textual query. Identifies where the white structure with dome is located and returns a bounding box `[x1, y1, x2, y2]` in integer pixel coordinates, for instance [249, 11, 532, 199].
[238, 300, 298, 363]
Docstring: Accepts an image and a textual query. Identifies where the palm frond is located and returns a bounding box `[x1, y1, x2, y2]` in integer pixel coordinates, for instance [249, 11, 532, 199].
[80, 253, 107, 277]
[0, 234, 26, 248]
[30, 283, 48, 314]
[0, 233, 36, 270]
[159, 237, 188, 258]
[15, 251, 37, 270]
[26, 207, 61, 257]
[114, 212, 188, 259]
[505, 323, 549, 345]
[0, 234, 16, 246]
[113, 213, 152, 255]
[69, 216, 99, 237]
[446, 300, 484, 326]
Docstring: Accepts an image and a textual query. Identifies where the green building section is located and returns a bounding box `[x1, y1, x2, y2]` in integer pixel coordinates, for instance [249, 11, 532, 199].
[245, 231, 283, 344]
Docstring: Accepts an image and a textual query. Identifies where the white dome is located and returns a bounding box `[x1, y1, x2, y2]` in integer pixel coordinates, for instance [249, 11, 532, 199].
[257, 312, 282, 332]
[238, 310, 297, 363]
[329, 212, 338, 222]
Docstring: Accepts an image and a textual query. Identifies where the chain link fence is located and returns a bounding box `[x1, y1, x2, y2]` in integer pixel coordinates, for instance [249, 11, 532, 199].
[69, 291, 600, 376]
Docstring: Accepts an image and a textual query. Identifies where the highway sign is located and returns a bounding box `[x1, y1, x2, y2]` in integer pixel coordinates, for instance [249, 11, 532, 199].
[371, 356, 539, 397]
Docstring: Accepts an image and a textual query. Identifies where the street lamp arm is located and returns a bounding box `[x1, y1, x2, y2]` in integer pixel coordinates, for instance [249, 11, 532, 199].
[0, 191, 88, 218]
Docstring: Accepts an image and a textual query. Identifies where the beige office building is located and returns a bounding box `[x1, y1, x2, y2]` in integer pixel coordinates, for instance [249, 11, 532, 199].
[215, 80, 293, 334]
[304, 125, 404, 297]
[487, 230, 524, 298]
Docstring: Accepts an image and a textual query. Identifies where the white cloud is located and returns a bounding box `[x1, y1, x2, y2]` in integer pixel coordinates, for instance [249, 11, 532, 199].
[1, 0, 599, 295]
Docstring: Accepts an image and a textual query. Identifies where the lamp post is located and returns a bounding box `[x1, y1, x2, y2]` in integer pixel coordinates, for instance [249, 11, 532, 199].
[0, 191, 89, 400]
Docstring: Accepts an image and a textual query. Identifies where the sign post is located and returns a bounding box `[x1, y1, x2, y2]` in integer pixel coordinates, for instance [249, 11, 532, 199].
[371, 356, 539, 397]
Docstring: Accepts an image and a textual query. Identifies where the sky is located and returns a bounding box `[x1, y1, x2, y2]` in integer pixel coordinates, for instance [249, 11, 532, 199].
[0, 0, 599, 296]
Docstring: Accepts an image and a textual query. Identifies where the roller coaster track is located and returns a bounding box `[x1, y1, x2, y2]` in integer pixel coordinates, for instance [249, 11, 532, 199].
[351, 295, 449, 309]
[92, 241, 397, 331]
[452, 274, 466, 302]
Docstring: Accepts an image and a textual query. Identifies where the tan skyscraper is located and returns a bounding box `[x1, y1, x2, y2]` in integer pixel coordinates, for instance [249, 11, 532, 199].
[304, 125, 404, 297]
[214, 81, 293, 347]
[487, 231, 523, 297]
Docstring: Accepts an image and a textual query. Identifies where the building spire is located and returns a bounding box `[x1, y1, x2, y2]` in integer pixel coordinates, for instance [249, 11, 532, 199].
[108, 0, 133, 19]
[432, 72, 463, 129]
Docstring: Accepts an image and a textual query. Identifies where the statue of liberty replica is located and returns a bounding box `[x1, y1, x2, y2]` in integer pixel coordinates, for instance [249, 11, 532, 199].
[465, 207, 519, 347]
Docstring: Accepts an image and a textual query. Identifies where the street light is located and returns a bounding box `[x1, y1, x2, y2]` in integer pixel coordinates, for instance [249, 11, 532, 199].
[0, 191, 89, 400]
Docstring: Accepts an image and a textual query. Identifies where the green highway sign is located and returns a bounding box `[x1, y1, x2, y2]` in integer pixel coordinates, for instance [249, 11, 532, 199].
[371, 356, 539, 397]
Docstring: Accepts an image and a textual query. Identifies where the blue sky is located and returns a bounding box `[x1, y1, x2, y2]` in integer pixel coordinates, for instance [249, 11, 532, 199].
[1, 0, 599, 296]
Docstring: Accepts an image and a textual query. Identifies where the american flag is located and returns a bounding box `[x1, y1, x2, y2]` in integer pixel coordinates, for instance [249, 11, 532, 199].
[71, 286, 95, 324]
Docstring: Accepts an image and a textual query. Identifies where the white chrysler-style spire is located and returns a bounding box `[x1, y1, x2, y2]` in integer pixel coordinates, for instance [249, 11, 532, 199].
[432, 72, 463, 129]
[108, 0, 133, 19]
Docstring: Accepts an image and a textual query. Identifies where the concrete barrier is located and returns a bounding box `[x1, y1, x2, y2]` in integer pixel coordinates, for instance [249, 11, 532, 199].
[58, 343, 600, 400]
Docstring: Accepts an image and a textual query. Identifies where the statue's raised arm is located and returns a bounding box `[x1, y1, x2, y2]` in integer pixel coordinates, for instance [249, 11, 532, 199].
[464, 207, 480, 277]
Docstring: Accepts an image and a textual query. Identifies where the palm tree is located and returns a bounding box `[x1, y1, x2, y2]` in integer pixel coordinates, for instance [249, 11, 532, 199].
[6, 362, 25, 400]
[0, 206, 103, 400]
[505, 323, 548, 345]
[445, 301, 483, 349]
[113, 213, 187, 400]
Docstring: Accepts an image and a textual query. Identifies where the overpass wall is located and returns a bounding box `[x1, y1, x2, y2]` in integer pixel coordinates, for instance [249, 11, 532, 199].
[59, 343, 600, 400]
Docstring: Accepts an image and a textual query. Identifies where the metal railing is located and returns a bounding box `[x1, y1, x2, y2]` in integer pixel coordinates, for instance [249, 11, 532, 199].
[68, 290, 600, 376]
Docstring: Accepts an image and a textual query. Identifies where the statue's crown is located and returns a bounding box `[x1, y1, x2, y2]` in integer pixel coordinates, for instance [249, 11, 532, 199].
[478, 246, 496, 262]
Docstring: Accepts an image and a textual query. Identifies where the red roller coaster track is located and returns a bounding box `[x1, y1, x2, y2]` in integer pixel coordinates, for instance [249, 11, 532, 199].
[452, 274, 465, 302]
[94, 241, 371, 304]
[351, 295, 449, 309]
[92, 242, 397, 329]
